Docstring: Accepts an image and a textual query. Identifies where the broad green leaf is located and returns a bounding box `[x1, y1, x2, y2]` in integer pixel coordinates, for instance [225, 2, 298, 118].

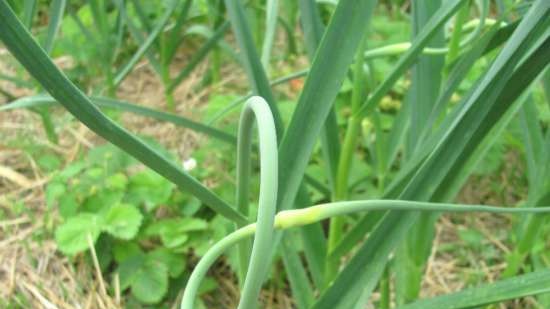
[46, 181, 65, 209]
[113, 242, 143, 263]
[126, 170, 174, 211]
[58, 192, 78, 218]
[83, 190, 124, 213]
[102, 204, 143, 240]
[145, 217, 208, 248]
[149, 248, 185, 278]
[130, 257, 169, 304]
[106, 173, 128, 191]
[55, 213, 103, 255]
[118, 253, 169, 304]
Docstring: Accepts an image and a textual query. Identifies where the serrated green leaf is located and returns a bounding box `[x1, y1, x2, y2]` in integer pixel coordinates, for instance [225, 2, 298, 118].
[149, 248, 185, 278]
[131, 256, 169, 304]
[55, 213, 103, 255]
[146, 217, 208, 249]
[83, 190, 124, 213]
[113, 241, 143, 263]
[58, 192, 78, 218]
[106, 173, 128, 190]
[126, 170, 174, 211]
[46, 181, 65, 209]
[102, 204, 143, 240]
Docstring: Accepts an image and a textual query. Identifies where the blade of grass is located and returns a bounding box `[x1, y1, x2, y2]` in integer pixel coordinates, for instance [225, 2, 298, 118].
[206, 69, 308, 125]
[0, 94, 237, 144]
[447, 0, 469, 62]
[114, 0, 179, 86]
[182, 24, 241, 64]
[224, 0, 283, 134]
[261, 0, 279, 72]
[281, 238, 315, 309]
[0, 72, 33, 88]
[167, 21, 230, 93]
[0, 1, 247, 225]
[42, 0, 66, 54]
[111, 9, 126, 66]
[294, 185, 327, 291]
[277, 0, 377, 212]
[417, 23, 500, 147]
[298, 0, 341, 197]
[22, 0, 36, 28]
[129, 0, 152, 32]
[89, 0, 108, 37]
[503, 97, 550, 277]
[397, 269, 550, 309]
[118, 1, 162, 75]
[164, 0, 193, 66]
[68, 9, 98, 46]
[396, 0, 445, 303]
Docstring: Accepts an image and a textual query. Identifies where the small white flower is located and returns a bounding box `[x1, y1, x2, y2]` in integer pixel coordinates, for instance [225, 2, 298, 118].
[183, 158, 197, 171]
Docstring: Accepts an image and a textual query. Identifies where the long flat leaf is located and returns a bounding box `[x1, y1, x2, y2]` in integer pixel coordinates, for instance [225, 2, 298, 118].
[167, 21, 230, 93]
[277, 0, 377, 212]
[224, 0, 283, 134]
[0, 95, 237, 144]
[397, 0, 446, 303]
[398, 269, 550, 309]
[114, 0, 178, 86]
[299, 0, 341, 194]
[118, 1, 162, 75]
[0, 1, 247, 225]
[261, 0, 279, 71]
[42, 0, 66, 54]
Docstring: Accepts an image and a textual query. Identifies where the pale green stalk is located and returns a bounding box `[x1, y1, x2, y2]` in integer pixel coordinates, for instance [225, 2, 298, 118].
[181, 200, 550, 308]
[234, 97, 278, 309]
[364, 13, 492, 62]
[261, 0, 279, 72]
[206, 69, 308, 125]
[326, 34, 370, 284]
